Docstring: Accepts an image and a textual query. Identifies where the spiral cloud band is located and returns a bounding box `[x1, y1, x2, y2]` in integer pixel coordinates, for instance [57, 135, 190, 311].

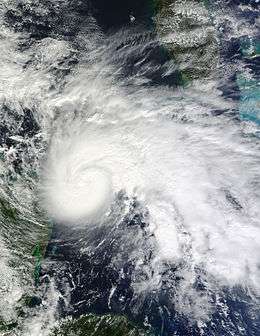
[42, 136, 113, 224]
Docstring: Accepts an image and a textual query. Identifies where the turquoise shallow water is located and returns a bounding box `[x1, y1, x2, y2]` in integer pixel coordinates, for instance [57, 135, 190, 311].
[238, 76, 260, 125]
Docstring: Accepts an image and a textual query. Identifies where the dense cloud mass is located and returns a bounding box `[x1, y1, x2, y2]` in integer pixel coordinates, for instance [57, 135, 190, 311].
[0, 1, 259, 335]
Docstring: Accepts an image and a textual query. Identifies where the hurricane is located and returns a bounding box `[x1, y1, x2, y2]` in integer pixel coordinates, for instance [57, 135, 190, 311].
[0, 1, 260, 336]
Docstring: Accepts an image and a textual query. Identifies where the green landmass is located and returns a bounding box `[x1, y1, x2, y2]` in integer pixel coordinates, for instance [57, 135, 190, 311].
[51, 314, 152, 336]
